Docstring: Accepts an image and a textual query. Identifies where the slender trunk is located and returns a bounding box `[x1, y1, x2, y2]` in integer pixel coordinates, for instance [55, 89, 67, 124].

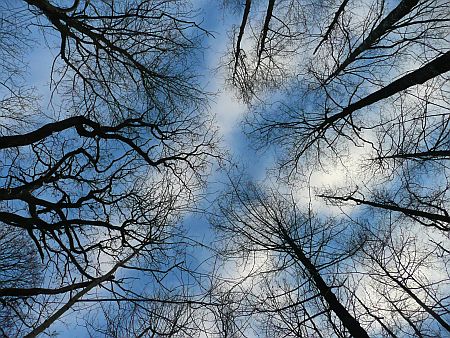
[314, 0, 350, 54]
[255, 0, 276, 70]
[320, 195, 450, 229]
[375, 150, 450, 160]
[233, 0, 252, 79]
[315, 51, 450, 136]
[0, 277, 113, 297]
[378, 262, 450, 332]
[24, 250, 137, 337]
[326, 0, 420, 82]
[280, 228, 370, 337]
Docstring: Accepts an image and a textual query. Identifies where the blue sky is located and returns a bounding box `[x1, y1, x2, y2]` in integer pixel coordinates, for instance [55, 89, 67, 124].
[22, 2, 273, 336]
[20, 2, 351, 333]
[6, 1, 449, 336]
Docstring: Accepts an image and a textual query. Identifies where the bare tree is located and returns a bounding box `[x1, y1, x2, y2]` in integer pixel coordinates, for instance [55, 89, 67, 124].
[225, 0, 449, 162]
[354, 213, 450, 336]
[0, 0, 218, 335]
[214, 180, 371, 337]
[220, 2, 450, 335]
[213, 177, 450, 336]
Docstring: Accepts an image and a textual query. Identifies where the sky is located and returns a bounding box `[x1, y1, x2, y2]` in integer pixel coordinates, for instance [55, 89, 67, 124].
[23, 2, 264, 336]
[6, 0, 449, 336]
[21, 2, 357, 335]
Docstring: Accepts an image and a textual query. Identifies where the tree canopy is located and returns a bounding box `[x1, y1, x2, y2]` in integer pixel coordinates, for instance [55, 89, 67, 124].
[0, 0, 449, 337]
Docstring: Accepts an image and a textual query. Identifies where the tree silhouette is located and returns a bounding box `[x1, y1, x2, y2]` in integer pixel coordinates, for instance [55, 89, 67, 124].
[0, 0, 217, 335]
[219, 0, 450, 336]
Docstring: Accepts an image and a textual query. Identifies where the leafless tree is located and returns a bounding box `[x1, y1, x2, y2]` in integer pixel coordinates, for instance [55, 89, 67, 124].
[219, 2, 450, 335]
[0, 0, 218, 335]
[213, 180, 372, 337]
[226, 0, 449, 163]
[213, 177, 450, 336]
